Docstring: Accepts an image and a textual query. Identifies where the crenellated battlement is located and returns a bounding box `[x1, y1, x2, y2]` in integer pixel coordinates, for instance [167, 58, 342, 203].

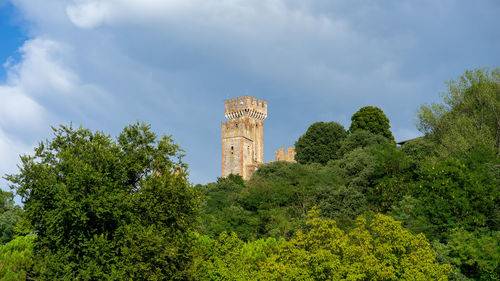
[275, 147, 296, 163]
[225, 95, 267, 120]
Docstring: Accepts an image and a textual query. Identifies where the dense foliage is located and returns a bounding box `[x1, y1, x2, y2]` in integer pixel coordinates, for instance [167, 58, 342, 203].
[417, 68, 500, 157]
[198, 161, 357, 240]
[198, 68, 499, 281]
[0, 235, 34, 280]
[6, 123, 199, 280]
[349, 106, 394, 141]
[1, 68, 498, 280]
[0, 191, 21, 245]
[294, 121, 347, 164]
[192, 209, 451, 280]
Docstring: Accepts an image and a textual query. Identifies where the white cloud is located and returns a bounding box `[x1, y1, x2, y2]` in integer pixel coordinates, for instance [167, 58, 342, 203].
[9, 38, 78, 95]
[0, 37, 107, 185]
[0, 128, 32, 174]
[0, 85, 45, 129]
[65, 0, 291, 28]
[0, 85, 42, 186]
[66, 1, 111, 29]
[0, 39, 63, 183]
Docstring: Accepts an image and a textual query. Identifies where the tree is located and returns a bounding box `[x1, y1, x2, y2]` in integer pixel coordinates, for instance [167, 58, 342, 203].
[366, 144, 413, 211]
[409, 156, 499, 240]
[433, 229, 500, 280]
[336, 129, 390, 158]
[295, 122, 347, 165]
[315, 185, 367, 228]
[399, 137, 437, 168]
[0, 235, 35, 281]
[194, 209, 452, 280]
[198, 175, 257, 239]
[244, 161, 346, 238]
[0, 190, 22, 245]
[6, 122, 199, 280]
[198, 161, 350, 240]
[417, 67, 500, 157]
[349, 106, 394, 141]
[334, 147, 378, 191]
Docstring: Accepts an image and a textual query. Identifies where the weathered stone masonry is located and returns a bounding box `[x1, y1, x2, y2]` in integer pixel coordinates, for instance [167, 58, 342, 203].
[275, 147, 296, 163]
[221, 96, 296, 180]
[221, 96, 267, 180]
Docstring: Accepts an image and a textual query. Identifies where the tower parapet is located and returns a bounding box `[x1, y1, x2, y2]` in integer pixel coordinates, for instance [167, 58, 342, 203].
[225, 96, 267, 120]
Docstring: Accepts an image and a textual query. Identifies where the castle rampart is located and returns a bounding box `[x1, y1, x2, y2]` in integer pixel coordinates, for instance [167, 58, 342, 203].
[275, 147, 296, 163]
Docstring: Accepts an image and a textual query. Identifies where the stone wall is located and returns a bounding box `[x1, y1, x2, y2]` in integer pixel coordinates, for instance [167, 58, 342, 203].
[275, 147, 296, 163]
[221, 95, 267, 180]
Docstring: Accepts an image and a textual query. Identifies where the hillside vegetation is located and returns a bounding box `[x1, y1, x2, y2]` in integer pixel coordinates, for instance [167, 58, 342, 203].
[1, 68, 499, 280]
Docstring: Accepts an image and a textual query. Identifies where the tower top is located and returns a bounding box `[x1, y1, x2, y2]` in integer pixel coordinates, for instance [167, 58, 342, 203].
[224, 95, 267, 120]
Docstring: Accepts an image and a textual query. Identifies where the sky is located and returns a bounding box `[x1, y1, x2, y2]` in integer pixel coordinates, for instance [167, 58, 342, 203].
[1, 0, 500, 192]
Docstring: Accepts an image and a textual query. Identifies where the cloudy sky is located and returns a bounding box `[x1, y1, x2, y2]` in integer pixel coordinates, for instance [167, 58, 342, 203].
[1, 0, 499, 190]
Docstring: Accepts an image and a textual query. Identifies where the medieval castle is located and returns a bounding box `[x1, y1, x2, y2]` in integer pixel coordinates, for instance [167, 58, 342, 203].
[221, 96, 295, 180]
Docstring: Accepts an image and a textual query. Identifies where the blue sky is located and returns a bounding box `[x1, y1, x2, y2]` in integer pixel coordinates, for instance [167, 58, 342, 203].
[0, 2, 25, 82]
[1, 0, 500, 191]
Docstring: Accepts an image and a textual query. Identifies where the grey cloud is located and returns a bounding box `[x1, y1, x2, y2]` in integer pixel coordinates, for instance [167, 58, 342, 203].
[1, 0, 499, 186]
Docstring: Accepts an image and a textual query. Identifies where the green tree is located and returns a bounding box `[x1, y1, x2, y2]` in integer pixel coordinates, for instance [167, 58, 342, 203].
[198, 175, 258, 239]
[315, 185, 367, 229]
[337, 129, 390, 158]
[410, 156, 498, 240]
[334, 147, 378, 191]
[417, 67, 500, 157]
[6, 122, 199, 280]
[434, 229, 500, 281]
[194, 209, 451, 280]
[191, 232, 283, 280]
[198, 161, 352, 240]
[0, 190, 22, 245]
[0, 235, 35, 281]
[244, 161, 347, 238]
[333, 142, 409, 194]
[349, 106, 395, 141]
[295, 121, 347, 165]
[389, 196, 431, 238]
[367, 144, 413, 211]
[400, 137, 437, 170]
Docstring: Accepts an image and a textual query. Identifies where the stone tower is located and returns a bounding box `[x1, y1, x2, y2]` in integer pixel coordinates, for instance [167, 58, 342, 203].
[221, 96, 267, 180]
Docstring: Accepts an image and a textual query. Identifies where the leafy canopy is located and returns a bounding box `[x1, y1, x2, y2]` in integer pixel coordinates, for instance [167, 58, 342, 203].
[0, 191, 22, 245]
[417, 67, 500, 157]
[294, 121, 347, 165]
[349, 106, 394, 141]
[198, 161, 363, 240]
[0, 235, 34, 281]
[193, 209, 451, 281]
[6, 122, 199, 280]
[337, 129, 390, 158]
[433, 228, 500, 280]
